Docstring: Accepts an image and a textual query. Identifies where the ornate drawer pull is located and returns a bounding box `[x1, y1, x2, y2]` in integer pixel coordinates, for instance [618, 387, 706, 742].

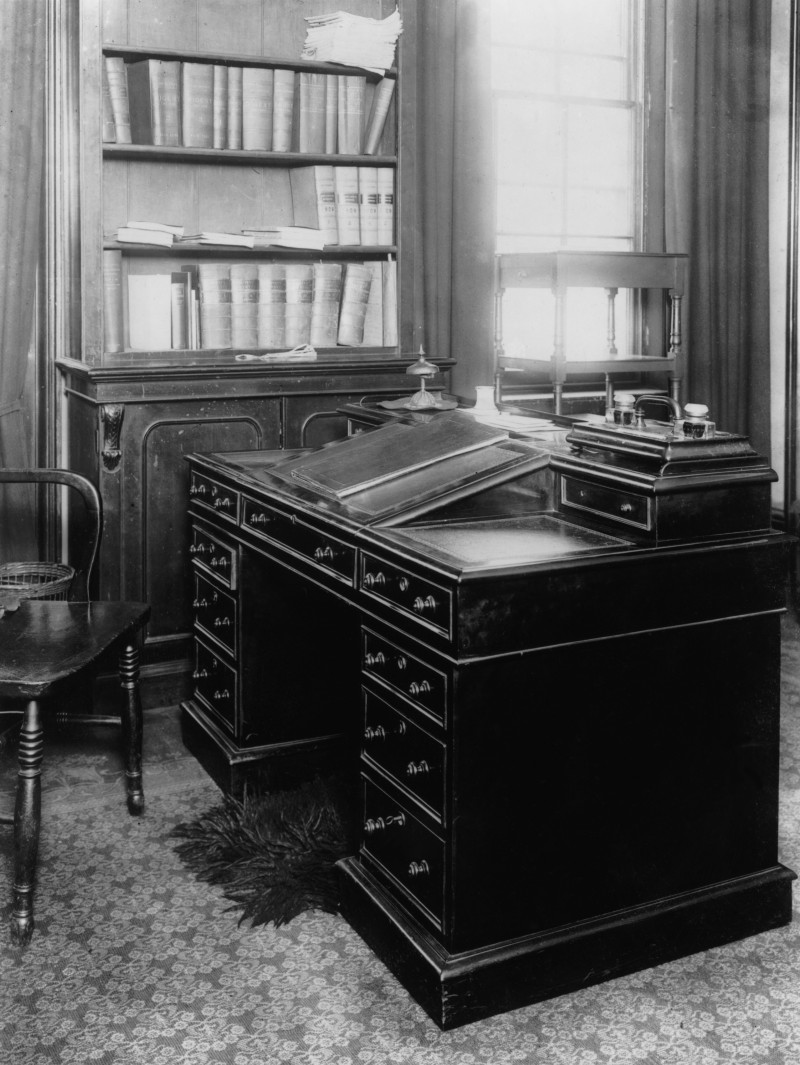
[189, 543, 206, 555]
[213, 617, 231, 628]
[408, 679, 431, 697]
[363, 813, 405, 835]
[363, 571, 386, 590]
[313, 545, 335, 564]
[406, 760, 430, 777]
[249, 512, 270, 525]
[213, 689, 231, 700]
[214, 496, 232, 509]
[408, 860, 430, 878]
[364, 721, 406, 742]
[412, 595, 437, 615]
[364, 651, 385, 667]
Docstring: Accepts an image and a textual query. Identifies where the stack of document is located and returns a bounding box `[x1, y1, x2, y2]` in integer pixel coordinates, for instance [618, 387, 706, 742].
[301, 8, 403, 75]
[242, 227, 325, 250]
[114, 221, 183, 246]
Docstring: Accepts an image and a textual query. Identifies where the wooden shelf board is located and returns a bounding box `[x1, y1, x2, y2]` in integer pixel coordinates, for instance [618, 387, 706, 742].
[103, 242, 397, 256]
[103, 144, 396, 166]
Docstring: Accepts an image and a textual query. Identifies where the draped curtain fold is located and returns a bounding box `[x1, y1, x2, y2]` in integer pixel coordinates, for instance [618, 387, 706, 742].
[665, 0, 772, 457]
[416, 0, 494, 401]
[0, 0, 47, 558]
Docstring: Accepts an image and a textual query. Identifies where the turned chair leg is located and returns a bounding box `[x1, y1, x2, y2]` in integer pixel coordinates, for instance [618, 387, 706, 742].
[119, 642, 144, 815]
[11, 699, 43, 944]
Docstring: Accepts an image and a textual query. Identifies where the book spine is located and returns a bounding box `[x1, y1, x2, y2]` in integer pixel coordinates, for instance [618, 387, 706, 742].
[102, 61, 116, 142]
[181, 63, 214, 148]
[337, 262, 372, 346]
[363, 77, 396, 156]
[337, 75, 365, 155]
[127, 274, 173, 350]
[157, 61, 182, 147]
[376, 168, 395, 246]
[230, 263, 259, 348]
[170, 271, 189, 349]
[227, 66, 243, 149]
[358, 167, 380, 246]
[324, 74, 337, 153]
[334, 166, 361, 246]
[382, 256, 398, 347]
[289, 166, 338, 246]
[256, 263, 286, 348]
[298, 72, 327, 154]
[198, 263, 232, 348]
[310, 262, 343, 348]
[212, 65, 228, 150]
[272, 69, 296, 152]
[126, 60, 153, 144]
[241, 67, 273, 151]
[361, 261, 384, 347]
[102, 250, 124, 352]
[283, 263, 314, 346]
[104, 56, 131, 144]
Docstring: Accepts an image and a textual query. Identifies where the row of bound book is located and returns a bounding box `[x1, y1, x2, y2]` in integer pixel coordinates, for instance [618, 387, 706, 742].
[104, 252, 397, 353]
[110, 165, 394, 249]
[104, 57, 395, 156]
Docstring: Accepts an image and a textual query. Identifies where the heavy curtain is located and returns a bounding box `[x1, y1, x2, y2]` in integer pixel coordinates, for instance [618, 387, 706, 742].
[0, 0, 47, 556]
[665, 0, 773, 459]
[416, 0, 494, 401]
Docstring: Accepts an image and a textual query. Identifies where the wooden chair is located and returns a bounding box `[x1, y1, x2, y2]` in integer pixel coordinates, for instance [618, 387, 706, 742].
[0, 469, 150, 943]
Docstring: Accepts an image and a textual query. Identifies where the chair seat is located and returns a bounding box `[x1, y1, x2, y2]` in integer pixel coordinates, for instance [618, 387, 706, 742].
[0, 600, 151, 698]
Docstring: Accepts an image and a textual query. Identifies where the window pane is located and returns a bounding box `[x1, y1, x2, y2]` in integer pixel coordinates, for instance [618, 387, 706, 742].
[497, 183, 562, 235]
[496, 101, 562, 185]
[492, 47, 557, 94]
[558, 54, 627, 99]
[567, 106, 632, 186]
[555, 0, 628, 55]
[500, 288, 632, 360]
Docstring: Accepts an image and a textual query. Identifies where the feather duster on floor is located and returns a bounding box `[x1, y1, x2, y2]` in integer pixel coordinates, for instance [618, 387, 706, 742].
[171, 776, 356, 927]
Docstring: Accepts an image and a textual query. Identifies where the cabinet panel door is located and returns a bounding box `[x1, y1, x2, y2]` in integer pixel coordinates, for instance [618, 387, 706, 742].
[141, 411, 278, 648]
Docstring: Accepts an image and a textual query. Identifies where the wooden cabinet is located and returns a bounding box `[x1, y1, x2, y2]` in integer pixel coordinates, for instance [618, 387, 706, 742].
[53, 0, 446, 702]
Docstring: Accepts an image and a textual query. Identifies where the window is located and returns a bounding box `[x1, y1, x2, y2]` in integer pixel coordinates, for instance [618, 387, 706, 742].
[490, 0, 649, 362]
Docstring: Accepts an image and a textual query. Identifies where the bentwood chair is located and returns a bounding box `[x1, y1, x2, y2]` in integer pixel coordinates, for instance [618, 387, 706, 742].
[0, 469, 150, 943]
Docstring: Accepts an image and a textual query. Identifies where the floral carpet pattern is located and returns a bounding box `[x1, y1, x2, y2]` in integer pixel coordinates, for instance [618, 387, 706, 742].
[1, 619, 800, 1064]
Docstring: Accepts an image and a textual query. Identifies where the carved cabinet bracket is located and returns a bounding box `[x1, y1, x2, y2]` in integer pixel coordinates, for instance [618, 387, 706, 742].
[100, 404, 124, 471]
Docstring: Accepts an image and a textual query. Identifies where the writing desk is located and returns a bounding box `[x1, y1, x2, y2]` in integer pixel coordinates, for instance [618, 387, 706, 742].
[183, 413, 794, 1028]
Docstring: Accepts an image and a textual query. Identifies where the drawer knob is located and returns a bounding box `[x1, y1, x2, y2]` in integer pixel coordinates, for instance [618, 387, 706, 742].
[398, 576, 410, 592]
[192, 668, 208, 679]
[394, 655, 407, 671]
[213, 616, 231, 627]
[313, 545, 335, 564]
[363, 813, 405, 835]
[210, 556, 230, 569]
[249, 512, 270, 526]
[192, 597, 208, 609]
[214, 496, 232, 509]
[364, 721, 406, 743]
[408, 679, 431, 697]
[412, 595, 437, 615]
[189, 543, 206, 555]
[364, 651, 385, 667]
[406, 760, 430, 777]
[408, 860, 430, 878]
[213, 688, 231, 700]
[363, 571, 386, 590]
[620, 502, 633, 513]
[190, 483, 206, 495]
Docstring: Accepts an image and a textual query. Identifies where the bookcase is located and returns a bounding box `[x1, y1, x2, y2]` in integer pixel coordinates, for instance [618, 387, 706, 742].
[55, 0, 447, 704]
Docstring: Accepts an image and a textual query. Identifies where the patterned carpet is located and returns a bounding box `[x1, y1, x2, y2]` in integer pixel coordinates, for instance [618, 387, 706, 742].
[1, 617, 800, 1064]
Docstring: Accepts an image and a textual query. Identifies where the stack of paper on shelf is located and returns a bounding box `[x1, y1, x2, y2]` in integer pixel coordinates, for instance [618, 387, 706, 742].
[115, 221, 184, 246]
[242, 226, 326, 250]
[301, 8, 403, 75]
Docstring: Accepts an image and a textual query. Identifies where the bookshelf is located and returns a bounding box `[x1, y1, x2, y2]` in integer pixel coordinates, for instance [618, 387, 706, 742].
[54, 0, 448, 703]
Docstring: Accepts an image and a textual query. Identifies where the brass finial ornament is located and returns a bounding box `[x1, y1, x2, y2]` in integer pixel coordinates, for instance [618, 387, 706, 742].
[404, 347, 440, 409]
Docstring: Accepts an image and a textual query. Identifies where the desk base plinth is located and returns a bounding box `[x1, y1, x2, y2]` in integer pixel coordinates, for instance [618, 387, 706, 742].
[338, 857, 795, 1030]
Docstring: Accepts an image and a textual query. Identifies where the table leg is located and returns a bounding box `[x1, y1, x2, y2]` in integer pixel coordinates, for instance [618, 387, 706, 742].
[119, 642, 144, 815]
[11, 699, 43, 944]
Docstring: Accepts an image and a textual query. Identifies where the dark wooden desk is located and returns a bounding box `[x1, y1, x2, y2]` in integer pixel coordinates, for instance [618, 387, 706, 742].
[182, 422, 794, 1029]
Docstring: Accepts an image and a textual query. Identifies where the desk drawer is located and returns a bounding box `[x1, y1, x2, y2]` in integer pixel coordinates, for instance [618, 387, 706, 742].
[362, 689, 445, 822]
[193, 572, 236, 656]
[193, 638, 237, 735]
[190, 526, 236, 588]
[190, 471, 240, 523]
[359, 553, 452, 638]
[242, 496, 356, 584]
[362, 629, 446, 726]
[361, 775, 444, 929]
[561, 476, 651, 531]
